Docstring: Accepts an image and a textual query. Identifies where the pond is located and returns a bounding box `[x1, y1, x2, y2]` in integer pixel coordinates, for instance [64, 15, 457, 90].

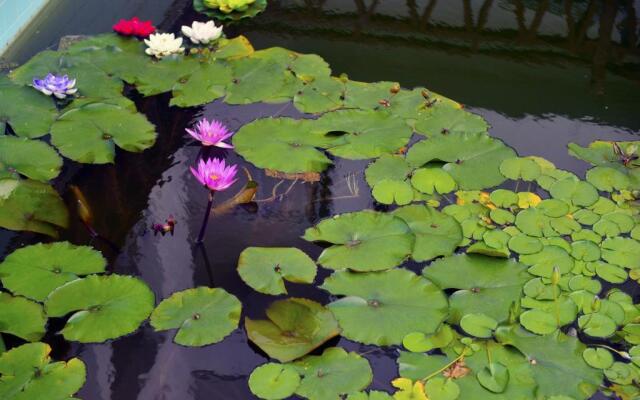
[0, 1, 639, 400]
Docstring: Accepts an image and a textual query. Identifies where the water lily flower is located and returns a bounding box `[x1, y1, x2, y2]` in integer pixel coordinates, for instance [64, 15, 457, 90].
[191, 157, 238, 192]
[113, 17, 156, 38]
[32, 74, 78, 99]
[144, 33, 184, 58]
[186, 119, 234, 148]
[181, 20, 223, 45]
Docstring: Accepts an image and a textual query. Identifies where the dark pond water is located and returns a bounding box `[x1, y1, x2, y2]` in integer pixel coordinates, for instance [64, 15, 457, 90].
[1, 0, 640, 399]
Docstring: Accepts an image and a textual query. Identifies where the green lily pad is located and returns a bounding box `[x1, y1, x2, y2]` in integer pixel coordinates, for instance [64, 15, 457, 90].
[582, 348, 614, 369]
[499, 157, 541, 181]
[489, 189, 518, 208]
[586, 166, 632, 192]
[291, 347, 372, 400]
[314, 109, 413, 159]
[303, 210, 413, 271]
[0, 342, 86, 400]
[423, 254, 529, 323]
[0, 293, 46, 341]
[604, 362, 638, 385]
[0, 179, 68, 237]
[365, 154, 413, 205]
[0, 76, 58, 138]
[343, 80, 398, 110]
[45, 274, 155, 343]
[460, 313, 498, 338]
[0, 241, 106, 302]
[392, 205, 462, 262]
[537, 199, 570, 218]
[508, 234, 543, 255]
[519, 309, 558, 335]
[245, 298, 340, 362]
[193, 0, 267, 21]
[413, 104, 488, 137]
[482, 230, 511, 250]
[403, 324, 455, 352]
[411, 166, 457, 194]
[495, 325, 602, 400]
[514, 208, 554, 238]
[578, 312, 617, 338]
[519, 245, 574, 277]
[372, 179, 415, 205]
[571, 240, 601, 262]
[170, 61, 232, 107]
[601, 237, 640, 269]
[321, 269, 448, 345]
[573, 209, 600, 225]
[150, 286, 241, 347]
[406, 132, 515, 190]
[424, 377, 460, 400]
[0, 136, 62, 182]
[233, 117, 333, 174]
[249, 363, 301, 400]
[294, 76, 344, 114]
[225, 56, 290, 104]
[213, 36, 255, 60]
[601, 211, 635, 233]
[346, 390, 394, 400]
[50, 102, 156, 163]
[593, 261, 627, 284]
[549, 178, 599, 207]
[568, 140, 639, 166]
[237, 247, 316, 295]
[476, 362, 509, 393]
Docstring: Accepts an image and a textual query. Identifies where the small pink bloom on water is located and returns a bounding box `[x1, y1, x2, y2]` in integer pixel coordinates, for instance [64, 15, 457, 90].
[186, 118, 234, 148]
[190, 158, 237, 192]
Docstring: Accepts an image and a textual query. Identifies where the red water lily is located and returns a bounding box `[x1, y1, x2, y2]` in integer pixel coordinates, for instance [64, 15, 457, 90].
[113, 17, 156, 38]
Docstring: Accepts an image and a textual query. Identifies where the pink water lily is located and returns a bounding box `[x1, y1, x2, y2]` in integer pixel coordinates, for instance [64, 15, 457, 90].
[186, 118, 234, 148]
[190, 157, 237, 192]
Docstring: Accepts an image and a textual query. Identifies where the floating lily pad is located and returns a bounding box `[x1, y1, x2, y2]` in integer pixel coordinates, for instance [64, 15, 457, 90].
[460, 313, 498, 338]
[0, 241, 106, 302]
[476, 362, 509, 394]
[294, 77, 344, 114]
[50, 102, 156, 163]
[291, 347, 372, 400]
[151, 287, 241, 347]
[423, 254, 529, 323]
[586, 166, 632, 192]
[519, 245, 574, 277]
[411, 166, 457, 194]
[601, 237, 640, 269]
[0, 76, 58, 138]
[343, 80, 397, 110]
[347, 390, 394, 400]
[249, 363, 301, 400]
[582, 348, 614, 369]
[499, 157, 541, 181]
[392, 378, 429, 400]
[0, 293, 46, 341]
[568, 141, 639, 166]
[0, 136, 61, 182]
[406, 133, 515, 190]
[321, 269, 448, 345]
[549, 178, 599, 207]
[365, 154, 413, 205]
[578, 312, 617, 338]
[225, 56, 289, 104]
[520, 309, 558, 335]
[496, 326, 602, 399]
[593, 261, 627, 284]
[233, 118, 333, 174]
[170, 61, 232, 107]
[424, 376, 460, 400]
[314, 109, 413, 159]
[413, 103, 487, 137]
[303, 210, 413, 271]
[0, 342, 86, 400]
[489, 208, 515, 225]
[237, 247, 316, 295]
[246, 298, 340, 362]
[0, 179, 68, 237]
[392, 205, 462, 262]
[403, 324, 454, 352]
[508, 234, 543, 255]
[489, 189, 518, 208]
[45, 274, 155, 343]
[193, 0, 267, 21]
[514, 208, 554, 238]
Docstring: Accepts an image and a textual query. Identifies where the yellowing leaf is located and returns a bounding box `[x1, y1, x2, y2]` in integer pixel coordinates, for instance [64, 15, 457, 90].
[392, 378, 429, 400]
[517, 192, 542, 208]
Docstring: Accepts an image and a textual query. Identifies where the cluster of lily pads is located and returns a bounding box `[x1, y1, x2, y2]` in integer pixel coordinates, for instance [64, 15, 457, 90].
[194, 0, 267, 21]
[0, 15, 639, 400]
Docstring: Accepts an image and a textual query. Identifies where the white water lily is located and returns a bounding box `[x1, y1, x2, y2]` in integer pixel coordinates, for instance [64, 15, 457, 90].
[181, 20, 223, 45]
[144, 33, 184, 58]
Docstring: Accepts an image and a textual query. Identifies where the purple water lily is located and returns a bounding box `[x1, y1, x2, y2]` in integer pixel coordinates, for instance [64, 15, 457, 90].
[32, 74, 78, 99]
[191, 158, 238, 243]
[186, 118, 234, 148]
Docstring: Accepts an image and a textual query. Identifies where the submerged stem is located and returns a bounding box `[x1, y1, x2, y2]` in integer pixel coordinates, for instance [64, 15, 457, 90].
[196, 190, 215, 244]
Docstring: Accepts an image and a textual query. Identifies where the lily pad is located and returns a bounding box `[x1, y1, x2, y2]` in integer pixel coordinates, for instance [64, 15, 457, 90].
[508, 234, 543, 255]
[568, 141, 639, 167]
[406, 133, 515, 190]
[321, 269, 448, 345]
[0, 76, 58, 138]
[291, 347, 372, 400]
[495, 326, 602, 400]
[392, 205, 462, 262]
[476, 362, 509, 393]
[549, 178, 599, 207]
[0, 136, 62, 181]
[0, 293, 46, 341]
[424, 376, 460, 400]
[193, 0, 267, 21]
[233, 118, 333, 174]
[0, 179, 68, 237]
[314, 109, 413, 159]
[411, 166, 457, 195]
[423, 254, 529, 323]
[45, 274, 155, 343]
[601, 237, 640, 269]
[413, 102, 488, 137]
[578, 312, 617, 338]
[586, 166, 632, 192]
[151, 287, 241, 346]
[302, 210, 413, 271]
[519, 245, 574, 277]
[403, 324, 455, 352]
[0, 241, 106, 302]
[50, 102, 156, 163]
[343, 80, 398, 110]
[460, 313, 498, 338]
[294, 77, 344, 114]
[249, 363, 301, 400]
[499, 157, 541, 181]
[0, 342, 86, 400]
[519, 309, 558, 335]
[582, 348, 614, 369]
[237, 247, 316, 295]
[365, 154, 413, 205]
[170, 61, 232, 107]
[245, 298, 340, 362]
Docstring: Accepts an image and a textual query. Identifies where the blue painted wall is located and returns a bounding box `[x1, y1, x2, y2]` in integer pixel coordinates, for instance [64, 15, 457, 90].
[0, 0, 49, 54]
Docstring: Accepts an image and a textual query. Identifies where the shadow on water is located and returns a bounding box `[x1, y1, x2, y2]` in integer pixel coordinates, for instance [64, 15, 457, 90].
[1, 0, 639, 399]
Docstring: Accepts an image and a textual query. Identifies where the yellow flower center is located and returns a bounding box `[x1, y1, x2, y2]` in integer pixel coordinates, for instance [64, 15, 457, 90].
[210, 174, 219, 181]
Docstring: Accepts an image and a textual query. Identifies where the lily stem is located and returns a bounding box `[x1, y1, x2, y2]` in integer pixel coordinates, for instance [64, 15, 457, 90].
[421, 348, 468, 383]
[196, 190, 215, 244]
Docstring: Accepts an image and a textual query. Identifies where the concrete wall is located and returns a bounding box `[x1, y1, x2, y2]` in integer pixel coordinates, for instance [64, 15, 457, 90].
[0, 0, 49, 54]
